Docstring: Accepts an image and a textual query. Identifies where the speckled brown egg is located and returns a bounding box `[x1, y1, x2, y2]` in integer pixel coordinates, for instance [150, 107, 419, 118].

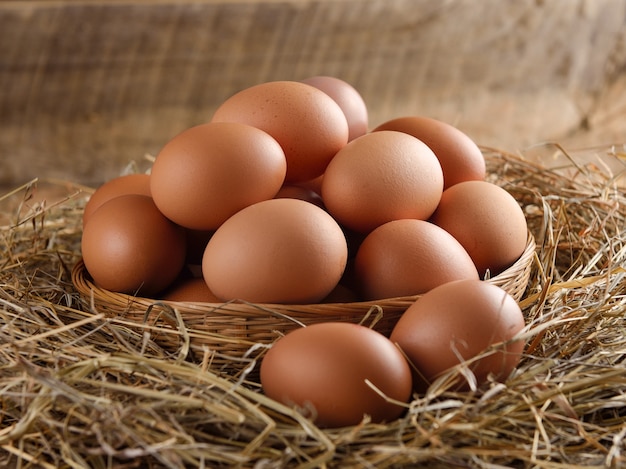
[260, 322, 413, 428]
[301, 75, 368, 142]
[430, 180, 528, 277]
[390, 279, 526, 393]
[321, 130, 444, 233]
[81, 194, 187, 296]
[211, 80, 349, 183]
[150, 122, 286, 231]
[373, 116, 485, 189]
[82, 173, 151, 227]
[354, 219, 479, 300]
[202, 198, 348, 304]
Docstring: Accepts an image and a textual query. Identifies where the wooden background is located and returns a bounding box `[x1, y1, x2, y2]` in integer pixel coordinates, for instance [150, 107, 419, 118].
[1, 0, 626, 189]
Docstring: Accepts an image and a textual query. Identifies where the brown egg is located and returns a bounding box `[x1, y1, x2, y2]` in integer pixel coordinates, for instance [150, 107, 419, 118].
[260, 322, 412, 428]
[82, 173, 151, 227]
[321, 130, 444, 233]
[390, 279, 526, 393]
[373, 116, 485, 189]
[274, 184, 324, 208]
[211, 80, 349, 183]
[150, 122, 286, 231]
[161, 277, 221, 303]
[81, 194, 187, 296]
[430, 180, 528, 277]
[297, 174, 324, 195]
[301, 75, 368, 142]
[202, 198, 348, 304]
[354, 219, 479, 300]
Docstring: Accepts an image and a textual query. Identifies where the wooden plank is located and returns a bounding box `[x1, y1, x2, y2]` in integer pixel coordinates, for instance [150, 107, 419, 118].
[1, 0, 625, 186]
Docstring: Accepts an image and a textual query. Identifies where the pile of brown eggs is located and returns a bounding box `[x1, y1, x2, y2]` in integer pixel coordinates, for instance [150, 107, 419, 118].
[80, 77, 530, 427]
[81, 77, 528, 304]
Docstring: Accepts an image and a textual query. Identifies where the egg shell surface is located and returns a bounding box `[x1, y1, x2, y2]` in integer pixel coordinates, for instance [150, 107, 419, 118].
[301, 75, 369, 142]
[211, 80, 349, 183]
[355, 219, 479, 300]
[202, 198, 348, 304]
[150, 122, 287, 231]
[82, 173, 151, 227]
[321, 130, 444, 233]
[81, 194, 187, 296]
[373, 116, 485, 189]
[390, 279, 526, 393]
[274, 184, 324, 208]
[260, 322, 413, 428]
[430, 180, 528, 277]
[161, 277, 221, 303]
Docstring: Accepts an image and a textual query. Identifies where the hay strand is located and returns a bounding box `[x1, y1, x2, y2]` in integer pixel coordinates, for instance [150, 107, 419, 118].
[1, 145, 625, 468]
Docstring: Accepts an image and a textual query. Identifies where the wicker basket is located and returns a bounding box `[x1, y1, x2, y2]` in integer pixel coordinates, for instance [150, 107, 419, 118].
[72, 232, 536, 372]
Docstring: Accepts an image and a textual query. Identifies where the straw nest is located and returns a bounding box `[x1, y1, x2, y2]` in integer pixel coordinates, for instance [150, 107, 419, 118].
[1, 145, 625, 468]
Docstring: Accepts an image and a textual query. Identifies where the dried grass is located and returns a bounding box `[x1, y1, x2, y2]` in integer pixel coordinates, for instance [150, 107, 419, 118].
[0, 144, 625, 468]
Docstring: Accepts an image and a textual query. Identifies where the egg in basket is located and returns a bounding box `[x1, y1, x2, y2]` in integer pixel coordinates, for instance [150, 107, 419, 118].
[73, 78, 536, 403]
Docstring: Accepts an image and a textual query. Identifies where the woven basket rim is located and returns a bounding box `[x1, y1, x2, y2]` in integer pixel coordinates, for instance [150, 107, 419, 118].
[71, 232, 536, 364]
[72, 230, 536, 312]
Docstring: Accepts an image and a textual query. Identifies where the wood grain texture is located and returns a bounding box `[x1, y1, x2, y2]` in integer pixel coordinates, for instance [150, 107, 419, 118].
[1, 0, 625, 186]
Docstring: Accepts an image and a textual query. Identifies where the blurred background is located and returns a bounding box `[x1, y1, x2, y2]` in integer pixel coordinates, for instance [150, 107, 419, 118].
[1, 0, 625, 190]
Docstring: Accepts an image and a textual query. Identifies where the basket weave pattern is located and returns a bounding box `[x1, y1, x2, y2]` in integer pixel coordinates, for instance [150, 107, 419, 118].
[72, 232, 536, 368]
